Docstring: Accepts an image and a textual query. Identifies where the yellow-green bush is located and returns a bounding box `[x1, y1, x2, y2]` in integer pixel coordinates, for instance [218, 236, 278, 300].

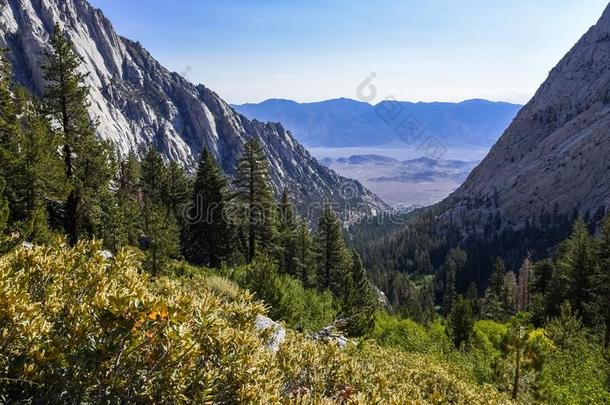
[0, 242, 511, 404]
[368, 312, 453, 355]
[0, 242, 279, 403]
[277, 334, 511, 404]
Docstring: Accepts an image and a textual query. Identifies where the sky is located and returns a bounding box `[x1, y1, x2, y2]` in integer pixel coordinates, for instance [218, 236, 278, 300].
[88, 0, 609, 105]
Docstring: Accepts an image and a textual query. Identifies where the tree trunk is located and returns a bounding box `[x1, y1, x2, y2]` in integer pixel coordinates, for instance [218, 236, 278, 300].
[512, 347, 521, 400]
[604, 318, 610, 351]
[248, 153, 255, 263]
[65, 189, 79, 246]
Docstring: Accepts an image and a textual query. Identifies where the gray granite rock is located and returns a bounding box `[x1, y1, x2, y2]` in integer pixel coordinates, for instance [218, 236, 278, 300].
[0, 0, 387, 223]
[444, 4, 610, 229]
[255, 315, 285, 352]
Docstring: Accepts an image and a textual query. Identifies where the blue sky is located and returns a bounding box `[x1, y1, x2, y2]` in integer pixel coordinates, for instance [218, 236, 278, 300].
[89, 0, 609, 104]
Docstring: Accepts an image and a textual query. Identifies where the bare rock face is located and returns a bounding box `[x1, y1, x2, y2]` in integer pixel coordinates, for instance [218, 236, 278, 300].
[0, 0, 387, 221]
[445, 4, 610, 228]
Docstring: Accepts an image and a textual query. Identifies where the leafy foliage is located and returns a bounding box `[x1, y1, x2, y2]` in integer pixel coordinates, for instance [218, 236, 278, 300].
[0, 242, 511, 404]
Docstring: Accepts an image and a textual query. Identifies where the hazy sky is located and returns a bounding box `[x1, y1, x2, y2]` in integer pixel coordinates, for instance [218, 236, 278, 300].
[89, 0, 609, 105]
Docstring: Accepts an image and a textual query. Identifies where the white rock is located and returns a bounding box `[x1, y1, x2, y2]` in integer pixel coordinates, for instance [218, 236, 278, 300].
[254, 315, 285, 353]
[0, 0, 387, 224]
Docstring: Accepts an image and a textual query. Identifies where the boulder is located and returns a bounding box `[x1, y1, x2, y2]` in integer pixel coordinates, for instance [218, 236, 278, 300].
[255, 315, 285, 352]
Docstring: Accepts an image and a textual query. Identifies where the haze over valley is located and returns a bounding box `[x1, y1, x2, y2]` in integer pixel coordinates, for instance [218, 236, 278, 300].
[234, 98, 520, 207]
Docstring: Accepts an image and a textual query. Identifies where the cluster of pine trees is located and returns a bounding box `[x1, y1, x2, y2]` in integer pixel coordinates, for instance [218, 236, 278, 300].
[0, 25, 377, 335]
[437, 217, 610, 354]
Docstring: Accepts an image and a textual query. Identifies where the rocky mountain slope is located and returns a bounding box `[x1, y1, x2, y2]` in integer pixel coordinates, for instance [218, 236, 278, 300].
[233, 98, 521, 148]
[441, 3, 610, 228]
[0, 0, 386, 221]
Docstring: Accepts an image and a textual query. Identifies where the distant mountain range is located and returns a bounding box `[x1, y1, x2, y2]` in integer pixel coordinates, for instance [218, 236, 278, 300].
[233, 98, 522, 148]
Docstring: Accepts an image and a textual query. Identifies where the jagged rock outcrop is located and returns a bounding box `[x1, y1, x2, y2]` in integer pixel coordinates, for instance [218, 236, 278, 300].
[0, 0, 386, 221]
[443, 4, 610, 228]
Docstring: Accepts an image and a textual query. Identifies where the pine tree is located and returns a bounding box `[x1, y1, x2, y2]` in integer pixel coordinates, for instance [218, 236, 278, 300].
[503, 272, 518, 316]
[139, 146, 180, 274]
[447, 295, 474, 349]
[558, 218, 596, 325]
[484, 258, 513, 321]
[277, 189, 298, 275]
[115, 152, 142, 247]
[233, 138, 276, 262]
[185, 148, 233, 268]
[443, 263, 457, 315]
[313, 205, 348, 294]
[43, 24, 113, 245]
[140, 145, 167, 239]
[0, 49, 21, 222]
[344, 250, 376, 336]
[98, 187, 127, 252]
[465, 281, 480, 318]
[1, 50, 63, 240]
[16, 99, 64, 241]
[442, 248, 466, 314]
[140, 145, 166, 208]
[594, 214, 610, 350]
[0, 178, 9, 237]
[144, 204, 180, 276]
[162, 160, 190, 222]
[118, 152, 141, 199]
[531, 259, 558, 324]
[294, 219, 314, 287]
[500, 313, 551, 401]
[419, 277, 437, 324]
[516, 256, 532, 312]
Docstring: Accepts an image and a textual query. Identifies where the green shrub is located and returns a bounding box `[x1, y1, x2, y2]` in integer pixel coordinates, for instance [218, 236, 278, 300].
[474, 319, 507, 352]
[0, 241, 278, 403]
[235, 256, 337, 331]
[277, 275, 337, 331]
[543, 320, 610, 404]
[369, 313, 452, 355]
[0, 242, 513, 404]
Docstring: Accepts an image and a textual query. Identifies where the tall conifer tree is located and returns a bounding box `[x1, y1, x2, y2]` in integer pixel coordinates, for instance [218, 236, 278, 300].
[594, 215, 610, 349]
[43, 24, 112, 245]
[139, 145, 180, 274]
[162, 160, 190, 222]
[558, 218, 596, 324]
[233, 138, 276, 262]
[0, 49, 21, 220]
[313, 205, 348, 294]
[344, 250, 376, 336]
[186, 148, 233, 267]
[277, 189, 298, 275]
[18, 101, 64, 241]
[447, 295, 474, 349]
[0, 178, 9, 237]
[294, 219, 314, 287]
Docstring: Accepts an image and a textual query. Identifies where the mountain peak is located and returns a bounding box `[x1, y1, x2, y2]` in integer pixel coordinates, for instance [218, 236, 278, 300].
[0, 0, 387, 222]
[448, 3, 610, 227]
